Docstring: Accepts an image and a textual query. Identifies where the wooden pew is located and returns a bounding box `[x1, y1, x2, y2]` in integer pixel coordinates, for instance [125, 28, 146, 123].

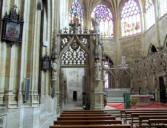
[62, 110, 105, 112]
[50, 124, 131, 128]
[54, 120, 122, 125]
[49, 110, 130, 128]
[149, 119, 167, 128]
[57, 116, 116, 120]
[131, 112, 167, 127]
[62, 110, 105, 113]
[139, 115, 167, 127]
[60, 114, 111, 117]
[61, 111, 106, 114]
[124, 110, 167, 120]
[120, 108, 167, 119]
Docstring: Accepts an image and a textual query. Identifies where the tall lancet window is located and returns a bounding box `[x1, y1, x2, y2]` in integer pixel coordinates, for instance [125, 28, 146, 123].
[69, 0, 84, 27]
[121, 0, 141, 37]
[91, 4, 114, 37]
[159, 0, 167, 17]
[145, 0, 155, 30]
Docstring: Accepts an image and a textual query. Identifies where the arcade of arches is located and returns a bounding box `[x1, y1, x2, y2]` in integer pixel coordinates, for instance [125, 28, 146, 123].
[0, 0, 167, 128]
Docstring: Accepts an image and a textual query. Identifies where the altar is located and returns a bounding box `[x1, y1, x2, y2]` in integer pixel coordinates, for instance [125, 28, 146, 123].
[131, 95, 154, 106]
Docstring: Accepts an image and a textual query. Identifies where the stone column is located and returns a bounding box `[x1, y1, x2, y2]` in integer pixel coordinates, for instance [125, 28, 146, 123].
[30, 1, 41, 106]
[4, 0, 23, 108]
[0, 0, 12, 106]
[18, 0, 32, 106]
[90, 35, 104, 110]
[2, 0, 17, 107]
[54, 35, 61, 114]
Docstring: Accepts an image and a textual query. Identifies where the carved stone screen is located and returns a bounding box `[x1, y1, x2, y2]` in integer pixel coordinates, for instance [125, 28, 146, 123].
[61, 36, 89, 66]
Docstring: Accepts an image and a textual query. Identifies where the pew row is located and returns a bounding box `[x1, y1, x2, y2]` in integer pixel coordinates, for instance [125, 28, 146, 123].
[50, 124, 131, 128]
[57, 116, 116, 120]
[54, 120, 122, 125]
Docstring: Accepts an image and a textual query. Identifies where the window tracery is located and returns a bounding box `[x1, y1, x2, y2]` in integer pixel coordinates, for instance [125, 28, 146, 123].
[91, 4, 114, 37]
[145, 0, 155, 30]
[121, 0, 141, 37]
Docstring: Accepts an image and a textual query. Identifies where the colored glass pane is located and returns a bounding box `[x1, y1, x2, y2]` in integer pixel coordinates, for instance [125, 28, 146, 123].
[69, 0, 84, 26]
[121, 0, 141, 37]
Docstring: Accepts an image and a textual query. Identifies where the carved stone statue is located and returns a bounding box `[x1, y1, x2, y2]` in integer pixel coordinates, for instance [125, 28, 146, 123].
[91, 16, 100, 33]
[95, 59, 102, 81]
[95, 36, 102, 59]
[51, 61, 57, 79]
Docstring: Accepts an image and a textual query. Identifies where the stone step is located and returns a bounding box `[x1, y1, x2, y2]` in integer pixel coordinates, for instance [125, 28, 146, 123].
[107, 97, 124, 103]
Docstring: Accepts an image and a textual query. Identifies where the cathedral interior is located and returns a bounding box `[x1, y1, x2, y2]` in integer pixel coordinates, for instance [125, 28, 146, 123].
[0, 0, 167, 128]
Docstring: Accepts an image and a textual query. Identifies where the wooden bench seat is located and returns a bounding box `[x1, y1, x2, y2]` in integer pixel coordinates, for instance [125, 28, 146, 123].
[61, 112, 107, 114]
[62, 110, 105, 112]
[120, 108, 167, 119]
[131, 112, 167, 125]
[139, 115, 167, 127]
[50, 124, 131, 128]
[49, 110, 129, 128]
[149, 119, 167, 128]
[54, 120, 122, 125]
[57, 116, 116, 120]
[124, 110, 167, 120]
[60, 114, 111, 117]
[121, 109, 167, 128]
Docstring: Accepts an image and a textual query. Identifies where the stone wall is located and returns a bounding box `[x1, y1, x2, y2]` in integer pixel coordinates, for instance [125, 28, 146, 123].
[130, 48, 167, 101]
[62, 68, 85, 103]
[0, 0, 60, 128]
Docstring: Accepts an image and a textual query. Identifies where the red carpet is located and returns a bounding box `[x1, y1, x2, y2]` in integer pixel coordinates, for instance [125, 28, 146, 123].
[107, 103, 167, 109]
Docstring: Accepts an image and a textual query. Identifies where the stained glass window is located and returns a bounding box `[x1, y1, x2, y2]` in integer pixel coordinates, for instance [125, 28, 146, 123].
[91, 4, 114, 37]
[121, 0, 141, 37]
[69, 0, 84, 27]
[145, 0, 155, 30]
[159, 0, 167, 17]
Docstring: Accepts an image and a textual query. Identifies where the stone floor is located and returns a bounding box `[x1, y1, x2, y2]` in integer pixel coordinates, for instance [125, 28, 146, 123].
[62, 101, 116, 110]
[63, 101, 83, 110]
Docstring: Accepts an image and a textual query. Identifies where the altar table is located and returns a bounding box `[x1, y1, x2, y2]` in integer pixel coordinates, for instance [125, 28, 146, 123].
[131, 95, 154, 106]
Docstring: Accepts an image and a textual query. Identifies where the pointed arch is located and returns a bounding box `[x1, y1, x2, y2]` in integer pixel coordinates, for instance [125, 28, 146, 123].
[120, 0, 141, 37]
[145, 0, 155, 30]
[91, 4, 114, 37]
